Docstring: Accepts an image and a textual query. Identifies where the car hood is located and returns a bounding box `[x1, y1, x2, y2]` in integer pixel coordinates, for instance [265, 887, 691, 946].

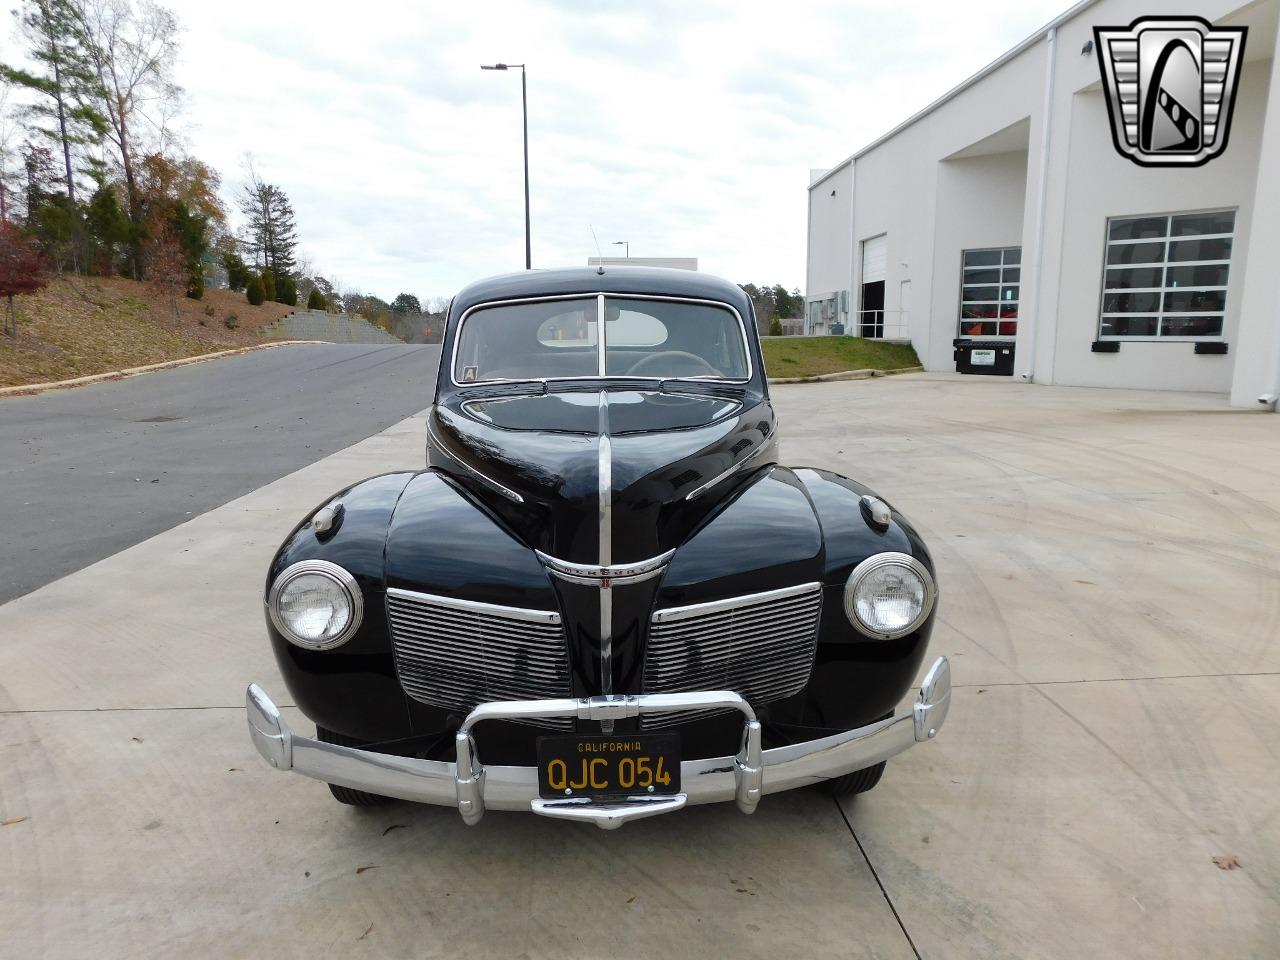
[427, 389, 777, 564]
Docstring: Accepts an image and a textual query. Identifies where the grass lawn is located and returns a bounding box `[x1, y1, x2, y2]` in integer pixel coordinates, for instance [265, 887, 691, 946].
[761, 336, 920, 379]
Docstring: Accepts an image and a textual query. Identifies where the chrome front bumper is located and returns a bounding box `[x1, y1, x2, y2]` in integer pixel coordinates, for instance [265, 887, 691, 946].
[246, 656, 950, 829]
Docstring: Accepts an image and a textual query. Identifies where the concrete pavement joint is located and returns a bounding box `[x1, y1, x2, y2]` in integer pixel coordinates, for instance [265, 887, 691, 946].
[836, 797, 923, 960]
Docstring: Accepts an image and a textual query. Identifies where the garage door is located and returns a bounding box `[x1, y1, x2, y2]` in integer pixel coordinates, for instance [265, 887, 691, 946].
[861, 235, 886, 284]
[860, 235, 887, 337]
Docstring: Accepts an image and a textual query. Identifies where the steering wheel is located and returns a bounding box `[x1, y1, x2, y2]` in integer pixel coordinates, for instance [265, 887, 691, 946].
[626, 351, 719, 378]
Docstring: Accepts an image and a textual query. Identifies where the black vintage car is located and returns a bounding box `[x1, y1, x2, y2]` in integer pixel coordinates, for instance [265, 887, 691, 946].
[247, 267, 950, 829]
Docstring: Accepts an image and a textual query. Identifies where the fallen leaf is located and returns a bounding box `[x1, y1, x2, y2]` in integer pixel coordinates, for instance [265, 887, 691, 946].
[227, 768, 242, 772]
[977, 688, 987, 694]
[304, 871, 310, 878]
[143, 819, 162, 831]
[130, 737, 143, 743]
[1212, 854, 1242, 871]
[381, 823, 407, 836]
[357, 923, 373, 941]
[2, 816, 27, 826]
[1073, 579, 1096, 586]
[626, 896, 636, 904]
[356, 864, 378, 875]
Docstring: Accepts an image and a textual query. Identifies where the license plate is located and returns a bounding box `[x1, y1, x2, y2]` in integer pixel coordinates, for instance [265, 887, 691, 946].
[536, 733, 681, 799]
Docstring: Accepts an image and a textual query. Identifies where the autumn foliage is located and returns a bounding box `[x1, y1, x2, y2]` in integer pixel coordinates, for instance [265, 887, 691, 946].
[0, 222, 48, 337]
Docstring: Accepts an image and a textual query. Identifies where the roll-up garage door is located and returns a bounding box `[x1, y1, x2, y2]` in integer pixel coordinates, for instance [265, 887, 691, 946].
[860, 235, 887, 337]
[861, 235, 886, 284]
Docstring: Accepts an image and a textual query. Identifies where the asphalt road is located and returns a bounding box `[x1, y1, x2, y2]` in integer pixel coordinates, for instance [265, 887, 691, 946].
[0, 343, 438, 604]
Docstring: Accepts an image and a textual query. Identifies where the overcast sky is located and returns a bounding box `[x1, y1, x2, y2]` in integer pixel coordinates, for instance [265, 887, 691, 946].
[4, 0, 1069, 301]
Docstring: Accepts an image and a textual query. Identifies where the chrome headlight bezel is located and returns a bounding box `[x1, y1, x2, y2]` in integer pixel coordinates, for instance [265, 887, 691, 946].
[267, 559, 363, 650]
[843, 552, 937, 640]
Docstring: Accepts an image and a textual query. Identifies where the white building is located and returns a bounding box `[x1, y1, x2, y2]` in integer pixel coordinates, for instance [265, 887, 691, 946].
[587, 257, 698, 271]
[805, 0, 1280, 407]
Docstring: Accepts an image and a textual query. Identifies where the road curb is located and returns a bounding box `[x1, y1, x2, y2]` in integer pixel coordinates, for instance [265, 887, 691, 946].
[768, 365, 923, 385]
[0, 340, 324, 398]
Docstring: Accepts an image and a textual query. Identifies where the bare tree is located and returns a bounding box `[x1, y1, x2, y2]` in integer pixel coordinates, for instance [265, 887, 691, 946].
[76, 0, 181, 276]
[0, 87, 20, 222]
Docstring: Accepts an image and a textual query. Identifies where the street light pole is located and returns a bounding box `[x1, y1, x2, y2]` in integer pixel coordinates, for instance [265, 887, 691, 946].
[611, 240, 629, 260]
[521, 67, 530, 270]
[481, 62, 531, 270]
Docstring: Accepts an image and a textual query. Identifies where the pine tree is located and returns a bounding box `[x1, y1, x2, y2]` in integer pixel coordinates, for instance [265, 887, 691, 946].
[0, 0, 106, 205]
[245, 274, 264, 306]
[239, 167, 298, 291]
[307, 287, 326, 310]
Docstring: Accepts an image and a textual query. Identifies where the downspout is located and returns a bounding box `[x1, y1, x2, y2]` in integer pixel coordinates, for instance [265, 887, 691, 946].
[804, 177, 813, 335]
[1020, 25, 1058, 382]
[847, 161, 856, 333]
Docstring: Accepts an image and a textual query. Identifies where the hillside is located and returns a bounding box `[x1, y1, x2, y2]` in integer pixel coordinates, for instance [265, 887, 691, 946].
[0, 276, 308, 389]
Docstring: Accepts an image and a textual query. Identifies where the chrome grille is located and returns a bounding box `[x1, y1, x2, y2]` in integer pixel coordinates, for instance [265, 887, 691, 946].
[386, 588, 573, 730]
[641, 582, 822, 729]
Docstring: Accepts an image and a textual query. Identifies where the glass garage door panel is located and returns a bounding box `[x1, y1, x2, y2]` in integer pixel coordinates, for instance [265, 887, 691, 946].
[1098, 210, 1234, 340]
[958, 247, 1020, 338]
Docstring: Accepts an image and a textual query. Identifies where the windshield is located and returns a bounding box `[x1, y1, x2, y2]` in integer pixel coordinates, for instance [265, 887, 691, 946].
[453, 296, 750, 384]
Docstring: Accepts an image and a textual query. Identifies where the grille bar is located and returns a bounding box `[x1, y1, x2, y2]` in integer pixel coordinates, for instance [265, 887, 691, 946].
[642, 582, 822, 728]
[386, 588, 573, 730]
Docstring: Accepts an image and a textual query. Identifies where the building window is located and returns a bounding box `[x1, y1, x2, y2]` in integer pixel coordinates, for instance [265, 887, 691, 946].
[1099, 210, 1234, 339]
[958, 247, 1020, 338]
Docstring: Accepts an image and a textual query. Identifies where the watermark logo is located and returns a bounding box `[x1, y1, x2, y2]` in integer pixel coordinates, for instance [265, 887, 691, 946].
[1094, 17, 1246, 167]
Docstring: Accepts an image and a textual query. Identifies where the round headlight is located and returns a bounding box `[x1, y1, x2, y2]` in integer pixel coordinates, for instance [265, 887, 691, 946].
[267, 560, 363, 649]
[844, 553, 936, 640]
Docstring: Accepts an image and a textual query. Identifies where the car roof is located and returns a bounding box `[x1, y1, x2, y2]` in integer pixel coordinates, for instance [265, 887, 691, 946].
[450, 266, 753, 319]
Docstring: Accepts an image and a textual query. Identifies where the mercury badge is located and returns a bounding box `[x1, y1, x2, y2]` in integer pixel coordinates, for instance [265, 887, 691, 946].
[1094, 16, 1246, 167]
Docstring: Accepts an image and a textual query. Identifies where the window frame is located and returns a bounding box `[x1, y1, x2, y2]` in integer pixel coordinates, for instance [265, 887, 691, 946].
[957, 246, 1021, 340]
[449, 292, 753, 387]
[1096, 208, 1235, 343]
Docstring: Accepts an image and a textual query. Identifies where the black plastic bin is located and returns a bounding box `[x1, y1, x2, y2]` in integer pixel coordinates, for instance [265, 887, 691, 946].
[953, 338, 1015, 376]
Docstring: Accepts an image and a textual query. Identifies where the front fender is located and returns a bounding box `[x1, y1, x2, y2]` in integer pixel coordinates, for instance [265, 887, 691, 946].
[265, 471, 415, 742]
[791, 466, 937, 728]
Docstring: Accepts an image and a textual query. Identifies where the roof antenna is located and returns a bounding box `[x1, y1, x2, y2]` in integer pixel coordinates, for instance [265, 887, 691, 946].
[589, 224, 605, 274]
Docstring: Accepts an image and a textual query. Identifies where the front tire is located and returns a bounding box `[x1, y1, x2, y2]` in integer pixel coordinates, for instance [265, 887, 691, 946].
[823, 761, 886, 797]
[315, 726, 395, 806]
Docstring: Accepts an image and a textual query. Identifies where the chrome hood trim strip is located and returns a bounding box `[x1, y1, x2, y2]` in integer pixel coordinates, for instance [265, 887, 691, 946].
[597, 386, 613, 706]
[426, 417, 525, 504]
[685, 441, 768, 501]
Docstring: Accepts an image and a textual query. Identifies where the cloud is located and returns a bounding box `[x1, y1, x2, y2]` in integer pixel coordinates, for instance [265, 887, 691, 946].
[2, 0, 1069, 299]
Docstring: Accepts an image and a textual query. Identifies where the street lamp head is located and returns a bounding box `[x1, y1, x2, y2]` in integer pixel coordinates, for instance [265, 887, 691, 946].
[481, 63, 508, 70]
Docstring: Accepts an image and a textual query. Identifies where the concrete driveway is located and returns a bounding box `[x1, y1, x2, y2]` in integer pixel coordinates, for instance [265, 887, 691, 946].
[1, 374, 1277, 958]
